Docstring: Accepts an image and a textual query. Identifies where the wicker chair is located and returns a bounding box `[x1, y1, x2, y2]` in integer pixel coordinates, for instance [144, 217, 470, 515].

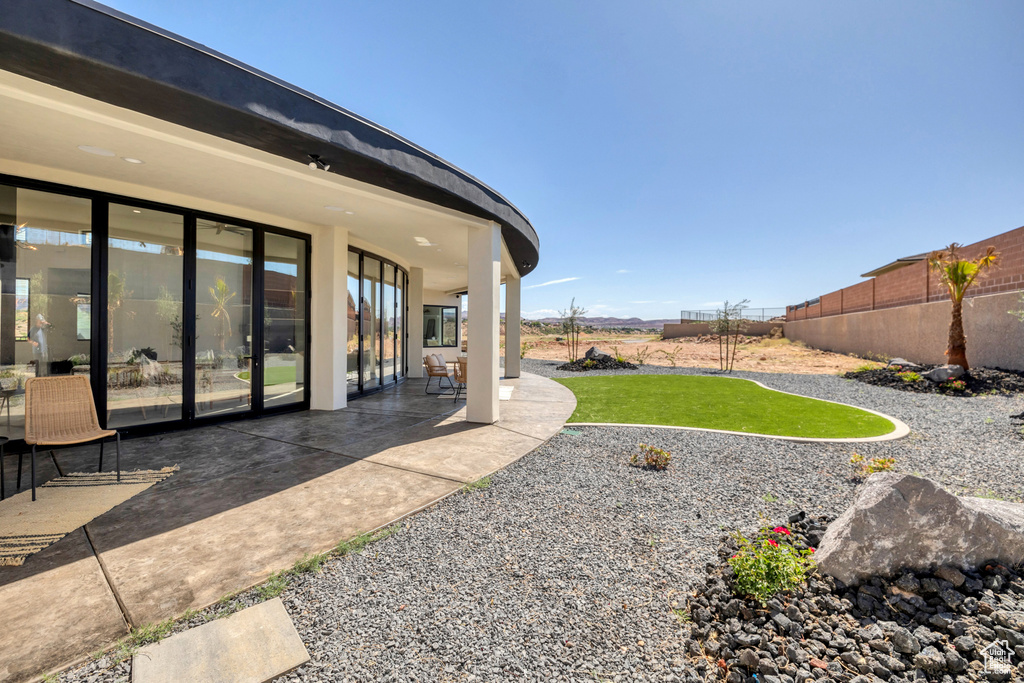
[423, 354, 455, 395]
[452, 357, 467, 402]
[22, 375, 120, 502]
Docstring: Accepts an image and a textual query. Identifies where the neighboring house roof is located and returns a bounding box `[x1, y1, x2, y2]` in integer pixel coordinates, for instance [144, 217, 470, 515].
[0, 0, 540, 276]
[860, 252, 931, 278]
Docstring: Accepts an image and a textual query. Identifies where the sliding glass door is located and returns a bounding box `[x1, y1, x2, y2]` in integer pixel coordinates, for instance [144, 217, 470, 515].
[347, 248, 407, 397]
[0, 175, 310, 442]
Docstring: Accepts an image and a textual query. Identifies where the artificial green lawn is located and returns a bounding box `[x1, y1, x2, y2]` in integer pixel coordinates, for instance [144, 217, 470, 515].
[554, 375, 895, 438]
[237, 366, 297, 386]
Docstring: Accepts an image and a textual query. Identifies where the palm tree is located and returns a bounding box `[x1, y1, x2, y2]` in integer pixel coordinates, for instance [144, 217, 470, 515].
[929, 243, 998, 371]
[209, 277, 237, 352]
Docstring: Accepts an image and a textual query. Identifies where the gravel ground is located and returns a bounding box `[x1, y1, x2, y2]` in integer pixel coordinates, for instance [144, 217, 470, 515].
[59, 363, 1024, 683]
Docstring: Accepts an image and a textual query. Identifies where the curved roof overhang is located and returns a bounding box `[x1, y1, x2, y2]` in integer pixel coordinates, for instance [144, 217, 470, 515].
[0, 0, 539, 277]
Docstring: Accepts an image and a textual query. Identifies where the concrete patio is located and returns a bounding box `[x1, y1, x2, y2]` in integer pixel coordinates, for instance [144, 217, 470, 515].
[0, 371, 575, 683]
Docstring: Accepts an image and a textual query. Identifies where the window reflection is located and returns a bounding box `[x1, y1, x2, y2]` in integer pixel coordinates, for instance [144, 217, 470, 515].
[263, 233, 306, 409]
[195, 219, 253, 417]
[106, 204, 184, 427]
[0, 187, 91, 440]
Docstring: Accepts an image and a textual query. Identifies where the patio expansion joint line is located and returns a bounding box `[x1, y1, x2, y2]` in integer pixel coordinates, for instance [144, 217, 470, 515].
[79, 520, 134, 635]
[492, 423, 546, 443]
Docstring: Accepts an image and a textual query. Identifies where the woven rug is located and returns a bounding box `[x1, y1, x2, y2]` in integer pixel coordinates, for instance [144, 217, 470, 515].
[0, 467, 177, 566]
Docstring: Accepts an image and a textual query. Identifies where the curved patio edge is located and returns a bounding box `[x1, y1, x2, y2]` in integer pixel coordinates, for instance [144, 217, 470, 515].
[565, 375, 910, 444]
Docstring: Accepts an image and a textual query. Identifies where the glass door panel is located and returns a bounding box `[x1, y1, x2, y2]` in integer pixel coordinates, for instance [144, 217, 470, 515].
[263, 233, 306, 409]
[347, 250, 360, 394]
[395, 271, 404, 379]
[107, 204, 184, 427]
[0, 187, 91, 441]
[382, 263, 395, 383]
[195, 219, 253, 417]
[361, 257, 380, 390]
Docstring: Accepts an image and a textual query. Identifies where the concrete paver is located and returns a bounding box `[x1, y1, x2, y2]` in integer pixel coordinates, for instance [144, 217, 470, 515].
[133, 598, 308, 683]
[0, 372, 574, 682]
[0, 529, 127, 683]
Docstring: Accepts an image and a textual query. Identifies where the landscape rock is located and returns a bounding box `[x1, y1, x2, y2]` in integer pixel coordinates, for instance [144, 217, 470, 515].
[886, 358, 923, 370]
[814, 474, 1024, 585]
[922, 364, 965, 383]
[584, 346, 613, 362]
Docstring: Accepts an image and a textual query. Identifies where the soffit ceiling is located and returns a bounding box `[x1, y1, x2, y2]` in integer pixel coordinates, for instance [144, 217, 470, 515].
[0, 69, 517, 291]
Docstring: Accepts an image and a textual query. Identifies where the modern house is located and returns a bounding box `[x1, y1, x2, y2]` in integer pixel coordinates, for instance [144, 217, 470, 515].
[0, 0, 538, 444]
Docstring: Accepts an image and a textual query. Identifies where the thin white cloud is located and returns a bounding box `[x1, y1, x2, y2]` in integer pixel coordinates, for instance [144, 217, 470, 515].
[616, 269, 630, 274]
[523, 308, 559, 318]
[629, 300, 655, 304]
[524, 276, 581, 290]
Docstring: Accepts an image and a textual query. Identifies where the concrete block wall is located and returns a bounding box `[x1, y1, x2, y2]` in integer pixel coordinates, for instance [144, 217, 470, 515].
[784, 290, 1024, 371]
[787, 225, 1024, 322]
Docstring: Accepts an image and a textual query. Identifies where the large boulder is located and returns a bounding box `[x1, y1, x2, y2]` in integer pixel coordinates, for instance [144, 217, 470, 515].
[584, 346, 613, 362]
[815, 474, 1024, 586]
[922, 364, 965, 383]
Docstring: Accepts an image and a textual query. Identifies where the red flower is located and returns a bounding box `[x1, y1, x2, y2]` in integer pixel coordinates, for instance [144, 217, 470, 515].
[772, 526, 791, 535]
[768, 539, 779, 547]
[809, 547, 815, 553]
[730, 555, 738, 559]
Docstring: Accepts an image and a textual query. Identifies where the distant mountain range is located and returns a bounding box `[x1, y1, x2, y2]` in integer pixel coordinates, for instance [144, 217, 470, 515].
[527, 316, 678, 330]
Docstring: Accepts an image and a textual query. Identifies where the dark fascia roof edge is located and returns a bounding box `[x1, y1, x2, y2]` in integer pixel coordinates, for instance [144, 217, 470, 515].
[0, 0, 539, 276]
[860, 252, 930, 278]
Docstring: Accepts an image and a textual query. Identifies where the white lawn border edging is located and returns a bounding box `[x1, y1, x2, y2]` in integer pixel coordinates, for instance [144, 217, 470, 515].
[565, 374, 911, 444]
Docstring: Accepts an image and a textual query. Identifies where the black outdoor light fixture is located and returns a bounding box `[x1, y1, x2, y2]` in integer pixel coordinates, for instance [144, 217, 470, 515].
[307, 154, 330, 171]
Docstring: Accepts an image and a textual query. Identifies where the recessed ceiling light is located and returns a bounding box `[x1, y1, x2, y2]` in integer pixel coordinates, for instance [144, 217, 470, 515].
[414, 236, 438, 247]
[121, 157, 145, 164]
[77, 145, 115, 157]
[132, 209, 141, 214]
[324, 205, 345, 212]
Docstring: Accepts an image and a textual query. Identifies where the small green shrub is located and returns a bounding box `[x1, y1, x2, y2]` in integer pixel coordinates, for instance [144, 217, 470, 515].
[110, 619, 175, 663]
[897, 370, 922, 383]
[941, 379, 966, 392]
[256, 572, 289, 600]
[727, 527, 815, 605]
[520, 341, 533, 359]
[629, 443, 671, 470]
[461, 476, 492, 493]
[851, 364, 877, 373]
[582, 359, 598, 369]
[292, 551, 329, 574]
[850, 453, 896, 474]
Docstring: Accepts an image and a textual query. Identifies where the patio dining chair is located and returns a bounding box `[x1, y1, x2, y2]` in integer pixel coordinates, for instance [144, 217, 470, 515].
[423, 354, 455, 395]
[22, 375, 120, 502]
[452, 356, 467, 402]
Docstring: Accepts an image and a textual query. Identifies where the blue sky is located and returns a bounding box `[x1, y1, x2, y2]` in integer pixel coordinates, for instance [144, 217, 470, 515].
[107, 0, 1024, 320]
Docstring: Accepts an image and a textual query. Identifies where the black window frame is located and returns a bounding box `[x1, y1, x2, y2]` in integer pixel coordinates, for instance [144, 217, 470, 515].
[422, 305, 459, 348]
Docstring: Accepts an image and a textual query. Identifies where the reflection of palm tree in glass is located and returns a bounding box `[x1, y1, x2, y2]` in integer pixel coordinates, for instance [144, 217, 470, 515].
[108, 271, 133, 354]
[210, 277, 236, 352]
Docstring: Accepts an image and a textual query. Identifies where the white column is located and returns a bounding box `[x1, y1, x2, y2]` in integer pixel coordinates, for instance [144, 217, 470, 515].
[407, 267, 425, 378]
[310, 226, 348, 410]
[467, 222, 501, 424]
[505, 275, 521, 378]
